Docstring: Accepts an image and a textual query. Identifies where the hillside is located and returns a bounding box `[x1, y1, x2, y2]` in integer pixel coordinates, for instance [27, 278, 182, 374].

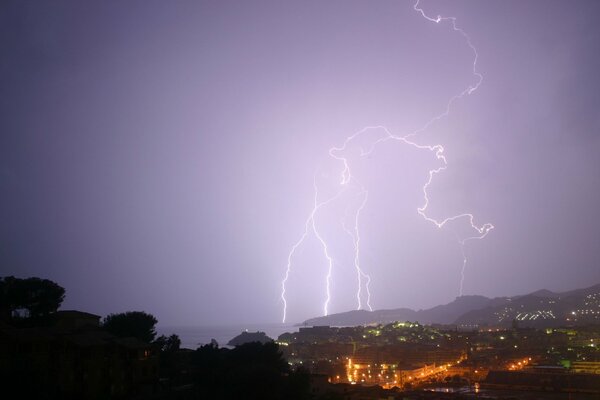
[455, 283, 600, 328]
[301, 295, 492, 326]
[300, 283, 600, 328]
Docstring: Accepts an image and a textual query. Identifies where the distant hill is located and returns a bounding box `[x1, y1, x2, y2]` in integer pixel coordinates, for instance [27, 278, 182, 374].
[300, 283, 600, 328]
[455, 283, 600, 328]
[302, 295, 491, 326]
[525, 289, 560, 299]
[300, 308, 417, 327]
[416, 295, 492, 324]
[227, 331, 273, 346]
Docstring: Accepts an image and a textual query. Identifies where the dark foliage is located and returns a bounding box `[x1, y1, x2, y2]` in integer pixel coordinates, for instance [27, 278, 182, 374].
[154, 333, 181, 353]
[190, 341, 310, 400]
[0, 276, 65, 321]
[153, 334, 182, 381]
[102, 311, 157, 342]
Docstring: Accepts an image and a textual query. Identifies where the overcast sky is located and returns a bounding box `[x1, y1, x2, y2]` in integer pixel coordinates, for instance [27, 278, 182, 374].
[1, 0, 599, 326]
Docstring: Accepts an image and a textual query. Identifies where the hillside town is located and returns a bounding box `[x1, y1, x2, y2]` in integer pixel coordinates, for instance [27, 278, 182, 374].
[277, 322, 600, 396]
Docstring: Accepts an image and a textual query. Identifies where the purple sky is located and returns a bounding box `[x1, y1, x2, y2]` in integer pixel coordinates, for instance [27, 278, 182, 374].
[1, 0, 599, 326]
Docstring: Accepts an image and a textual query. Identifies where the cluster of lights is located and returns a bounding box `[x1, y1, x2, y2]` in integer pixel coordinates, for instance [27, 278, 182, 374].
[571, 309, 600, 317]
[515, 310, 556, 321]
[507, 357, 532, 371]
[584, 293, 600, 305]
[494, 307, 515, 322]
[394, 322, 419, 329]
[491, 294, 600, 325]
[574, 293, 600, 316]
[345, 357, 465, 387]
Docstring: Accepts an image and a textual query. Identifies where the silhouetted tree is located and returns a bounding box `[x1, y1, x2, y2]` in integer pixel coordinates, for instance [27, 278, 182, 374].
[154, 333, 181, 352]
[102, 311, 157, 342]
[0, 276, 65, 321]
[190, 341, 310, 400]
[153, 334, 182, 381]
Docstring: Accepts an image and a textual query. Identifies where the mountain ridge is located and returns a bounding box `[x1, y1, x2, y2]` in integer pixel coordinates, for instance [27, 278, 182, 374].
[299, 283, 600, 328]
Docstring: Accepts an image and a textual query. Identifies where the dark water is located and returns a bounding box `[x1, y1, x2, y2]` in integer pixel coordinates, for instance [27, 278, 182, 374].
[157, 323, 298, 349]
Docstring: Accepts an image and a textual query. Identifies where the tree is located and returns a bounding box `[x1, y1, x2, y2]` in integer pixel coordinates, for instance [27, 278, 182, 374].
[154, 334, 182, 380]
[102, 311, 158, 342]
[190, 341, 310, 400]
[0, 276, 65, 321]
[154, 334, 181, 353]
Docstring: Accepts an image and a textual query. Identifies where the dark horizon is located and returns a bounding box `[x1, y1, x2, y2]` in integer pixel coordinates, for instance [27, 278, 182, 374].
[2, 0, 600, 326]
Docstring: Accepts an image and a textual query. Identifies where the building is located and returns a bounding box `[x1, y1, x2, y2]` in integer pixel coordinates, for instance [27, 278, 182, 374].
[0, 311, 158, 399]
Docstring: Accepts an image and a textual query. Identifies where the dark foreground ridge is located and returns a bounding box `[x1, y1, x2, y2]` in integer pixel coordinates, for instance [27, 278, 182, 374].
[301, 283, 600, 328]
[3, 275, 599, 400]
[0, 275, 311, 399]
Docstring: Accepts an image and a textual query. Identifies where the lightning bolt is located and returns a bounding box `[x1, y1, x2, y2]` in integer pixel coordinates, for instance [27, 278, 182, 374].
[458, 229, 494, 296]
[409, 0, 483, 138]
[280, 177, 346, 323]
[280, 0, 494, 323]
[459, 241, 468, 296]
[342, 190, 372, 312]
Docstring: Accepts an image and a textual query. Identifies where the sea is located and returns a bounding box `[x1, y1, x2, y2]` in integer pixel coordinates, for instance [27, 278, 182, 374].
[156, 323, 300, 349]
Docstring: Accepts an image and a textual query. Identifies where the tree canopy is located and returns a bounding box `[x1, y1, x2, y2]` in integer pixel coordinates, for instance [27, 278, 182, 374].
[154, 333, 181, 353]
[191, 341, 310, 400]
[0, 276, 65, 320]
[102, 311, 158, 342]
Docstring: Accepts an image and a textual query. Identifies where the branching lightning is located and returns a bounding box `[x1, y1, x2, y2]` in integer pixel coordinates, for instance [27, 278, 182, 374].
[280, 178, 347, 323]
[281, 0, 494, 323]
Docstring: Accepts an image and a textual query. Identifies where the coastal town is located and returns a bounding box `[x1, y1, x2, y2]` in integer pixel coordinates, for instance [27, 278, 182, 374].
[274, 322, 600, 396]
[3, 276, 600, 399]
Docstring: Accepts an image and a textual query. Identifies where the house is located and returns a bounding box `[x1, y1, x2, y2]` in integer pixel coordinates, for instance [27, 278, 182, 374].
[0, 311, 159, 399]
